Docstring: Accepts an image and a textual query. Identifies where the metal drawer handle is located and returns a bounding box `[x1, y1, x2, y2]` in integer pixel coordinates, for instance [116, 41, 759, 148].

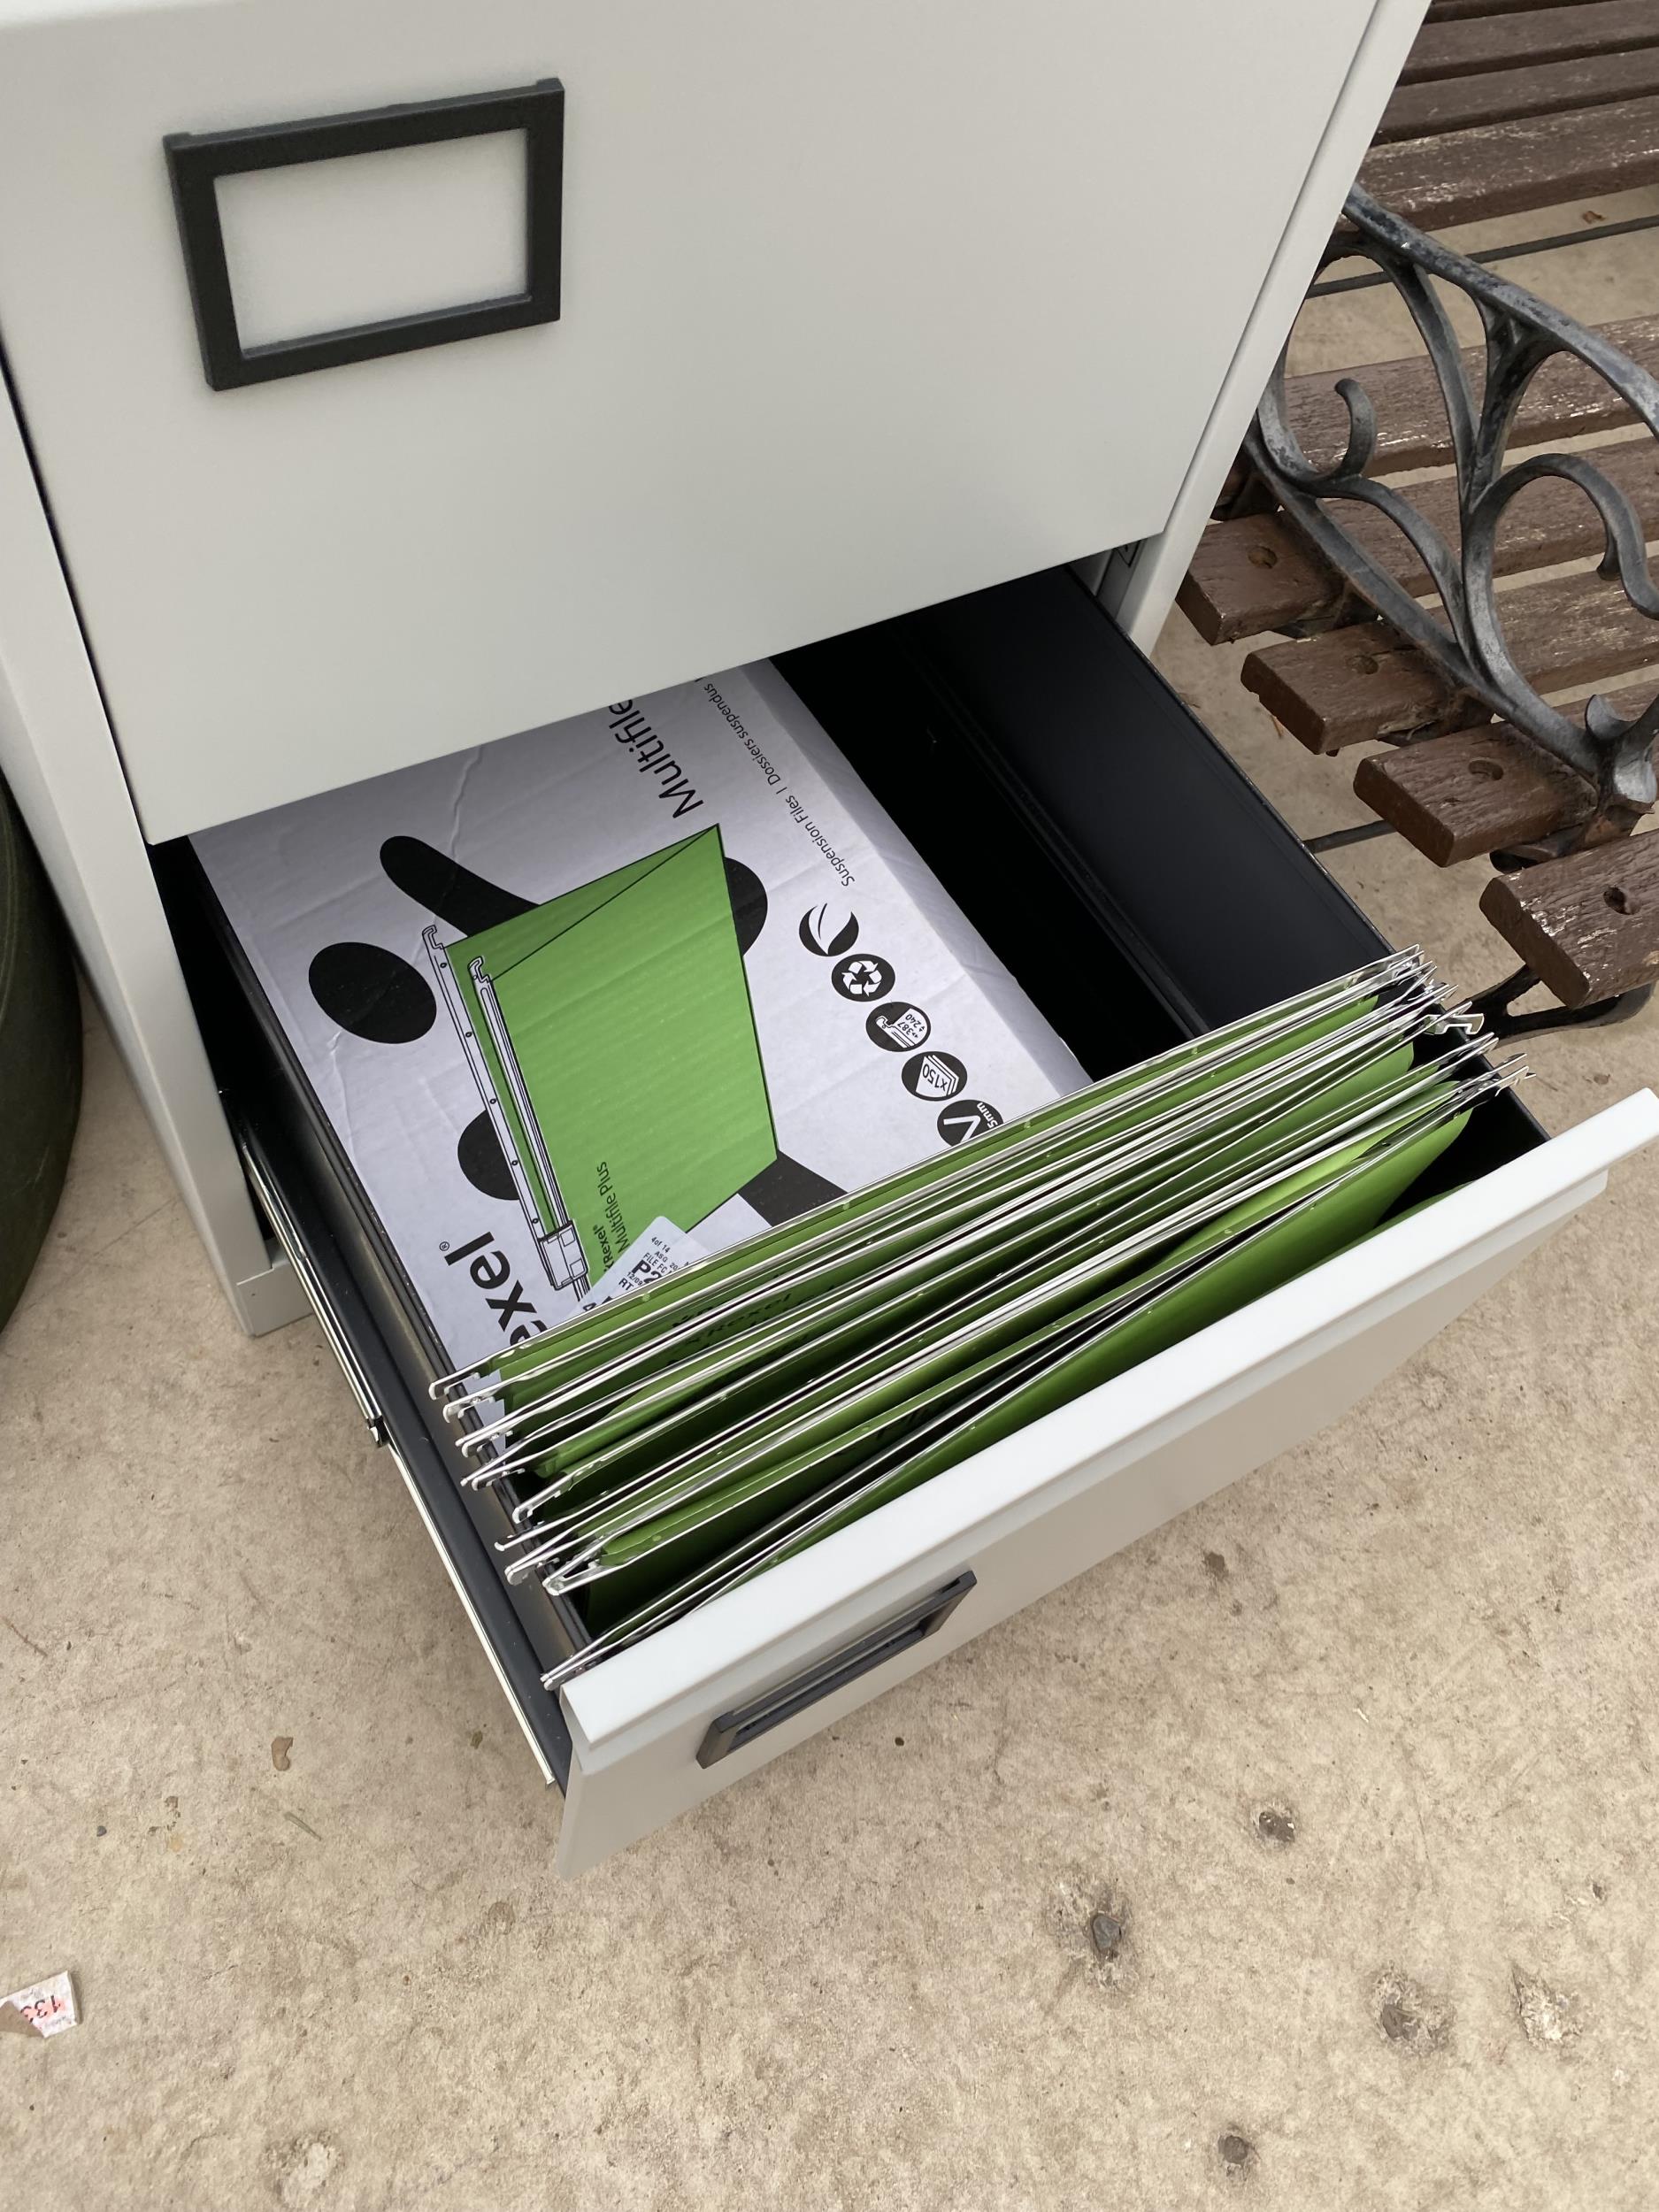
[695, 1571, 976, 1769]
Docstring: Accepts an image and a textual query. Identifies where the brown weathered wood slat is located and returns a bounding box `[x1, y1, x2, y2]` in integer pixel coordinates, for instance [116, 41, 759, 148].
[1241, 568, 1659, 752]
[1179, 518, 1355, 645]
[1284, 313, 1659, 475]
[1353, 695, 1659, 863]
[1380, 47, 1659, 141]
[1480, 831, 1659, 1002]
[1245, 626, 1464, 752]
[1429, 0, 1620, 19]
[1357, 95, 1659, 228]
[1353, 717, 1634, 862]
[1183, 442, 1659, 645]
[1403, 0, 1659, 84]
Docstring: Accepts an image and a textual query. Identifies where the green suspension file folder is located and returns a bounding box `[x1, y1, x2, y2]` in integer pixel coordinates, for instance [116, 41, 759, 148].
[426, 826, 778, 1298]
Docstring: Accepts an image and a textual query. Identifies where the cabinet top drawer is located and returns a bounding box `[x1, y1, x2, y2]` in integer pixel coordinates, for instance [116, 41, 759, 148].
[0, 0, 1376, 841]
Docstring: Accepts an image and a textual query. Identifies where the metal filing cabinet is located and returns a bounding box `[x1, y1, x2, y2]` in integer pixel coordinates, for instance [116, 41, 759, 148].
[4, 0, 1650, 1871]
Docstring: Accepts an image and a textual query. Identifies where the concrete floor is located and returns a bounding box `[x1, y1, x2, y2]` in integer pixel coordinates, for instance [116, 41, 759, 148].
[7, 219, 1659, 2212]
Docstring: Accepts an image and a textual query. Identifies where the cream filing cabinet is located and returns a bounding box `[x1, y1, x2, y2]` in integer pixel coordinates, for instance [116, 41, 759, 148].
[3, 0, 1653, 1872]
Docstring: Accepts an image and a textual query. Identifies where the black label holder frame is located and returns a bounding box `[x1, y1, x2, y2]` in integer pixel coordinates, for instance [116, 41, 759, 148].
[165, 78, 564, 391]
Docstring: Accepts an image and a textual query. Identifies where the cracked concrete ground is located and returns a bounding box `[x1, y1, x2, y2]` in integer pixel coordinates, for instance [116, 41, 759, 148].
[5, 197, 1659, 2212]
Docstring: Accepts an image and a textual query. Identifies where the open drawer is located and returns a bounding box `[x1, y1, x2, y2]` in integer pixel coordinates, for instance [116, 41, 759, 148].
[161, 567, 1659, 1873]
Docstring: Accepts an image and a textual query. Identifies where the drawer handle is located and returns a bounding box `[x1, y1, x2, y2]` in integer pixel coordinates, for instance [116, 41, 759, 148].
[695, 1571, 976, 1769]
[165, 79, 565, 391]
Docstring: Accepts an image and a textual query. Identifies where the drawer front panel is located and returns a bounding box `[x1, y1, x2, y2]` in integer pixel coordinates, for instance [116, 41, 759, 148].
[555, 1100, 1657, 1873]
[0, 0, 1374, 840]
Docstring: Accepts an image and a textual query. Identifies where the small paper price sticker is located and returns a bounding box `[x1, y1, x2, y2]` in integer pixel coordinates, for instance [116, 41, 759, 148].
[580, 1218, 710, 1311]
[2, 1970, 78, 2039]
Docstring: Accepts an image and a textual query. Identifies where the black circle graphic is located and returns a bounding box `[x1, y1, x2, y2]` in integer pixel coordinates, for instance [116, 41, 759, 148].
[864, 1001, 932, 1053]
[902, 1050, 967, 1102]
[457, 1110, 517, 1200]
[937, 1098, 1002, 1146]
[308, 941, 436, 1043]
[725, 857, 768, 955]
[832, 953, 895, 1002]
[799, 902, 859, 958]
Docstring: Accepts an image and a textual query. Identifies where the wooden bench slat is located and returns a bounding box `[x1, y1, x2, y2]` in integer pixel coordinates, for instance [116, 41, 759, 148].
[1354, 718, 1613, 863]
[1380, 47, 1659, 142]
[1284, 313, 1659, 475]
[1184, 442, 1659, 646]
[1179, 518, 1344, 645]
[1403, 0, 1659, 84]
[1480, 831, 1659, 1003]
[1241, 568, 1659, 752]
[1245, 627, 1468, 752]
[1288, 328, 1659, 477]
[1357, 94, 1659, 229]
[1429, 0, 1617, 19]
[1355, 696, 1659, 864]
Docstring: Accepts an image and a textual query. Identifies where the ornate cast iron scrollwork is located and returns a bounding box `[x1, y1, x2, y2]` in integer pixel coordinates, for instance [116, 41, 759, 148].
[1247, 186, 1659, 844]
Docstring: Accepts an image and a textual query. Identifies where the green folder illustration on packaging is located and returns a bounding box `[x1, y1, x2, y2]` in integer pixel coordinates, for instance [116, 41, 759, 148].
[424, 826, 777, 1300]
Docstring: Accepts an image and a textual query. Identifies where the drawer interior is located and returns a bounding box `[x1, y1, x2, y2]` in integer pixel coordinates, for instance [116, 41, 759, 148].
[780, 570, 1540, 1202]
[153, 566, 1544, 1783]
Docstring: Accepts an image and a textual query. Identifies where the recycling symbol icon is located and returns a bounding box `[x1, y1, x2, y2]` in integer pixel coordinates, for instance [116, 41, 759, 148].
[831, 954, 895, 1002]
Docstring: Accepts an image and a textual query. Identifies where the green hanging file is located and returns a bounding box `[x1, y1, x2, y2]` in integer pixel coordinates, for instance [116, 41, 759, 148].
[433, 826, 778, 1299]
